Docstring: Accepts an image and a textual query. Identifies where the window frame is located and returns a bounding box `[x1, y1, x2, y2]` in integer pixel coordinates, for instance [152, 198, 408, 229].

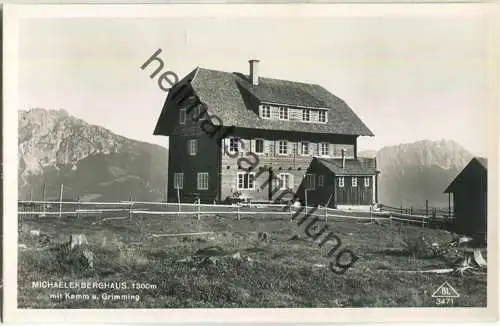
[173, 172, 184, 190]
[301, 142, 310, 156]
[302, 109, 310, 122]
[237, 172, 256, 190]
[339, 176, 344, 188]
[320, 142, 329, 156]
[254, 139, 265, 154]
[278, 140, 288, 155]
[188, 139, 198, 156]
[318, 175, 324, 187]
[352, 177, 358, 187]
[260, 105, 271, 118]
[197, 172, 209, 190]
[305, 173, 316, 190]
[179, 108, 186, 124]
[319, 110, 327, 123]
[228, 137, 240, 154]
[278, 107, 289, 120]
[278, 173, 293, 190]
[364, 177, 371, 187]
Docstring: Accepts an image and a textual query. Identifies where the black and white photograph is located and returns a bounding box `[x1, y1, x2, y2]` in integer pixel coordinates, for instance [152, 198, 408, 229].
[3, 3, 498, 323]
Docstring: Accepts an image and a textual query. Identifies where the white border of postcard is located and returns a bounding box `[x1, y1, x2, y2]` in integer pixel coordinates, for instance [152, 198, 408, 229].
[3, 3, 499, 324]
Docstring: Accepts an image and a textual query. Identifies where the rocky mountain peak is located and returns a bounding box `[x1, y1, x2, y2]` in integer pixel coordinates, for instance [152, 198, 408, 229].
[19, 108, 128, 180]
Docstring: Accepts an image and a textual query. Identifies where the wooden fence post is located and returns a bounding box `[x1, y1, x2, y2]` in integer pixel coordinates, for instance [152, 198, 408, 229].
[400, 203, 403, 214]
[58, 184, 64, 218]
[128, 194, 133, 220]
[197, 198, 201, 220]
[370, 205, 373, 224]
[28, 191, 33, 218]
[76, 196, 80, 219]
[177, 188, 181, 214]
[237, 205, 240, 220]
[304, 189, 308, 215]
[425, 200, 429, 217]
[42, 183, 46, 218]
[324, 206, 328, 222]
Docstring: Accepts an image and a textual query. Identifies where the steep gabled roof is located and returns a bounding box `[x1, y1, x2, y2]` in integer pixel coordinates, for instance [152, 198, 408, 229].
[155, 67, 374, 136]
[444, 157, 488, 193]
[316, 157, 378, 175]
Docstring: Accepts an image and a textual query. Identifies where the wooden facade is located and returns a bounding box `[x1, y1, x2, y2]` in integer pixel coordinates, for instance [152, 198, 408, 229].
[444, 157, 487, 241]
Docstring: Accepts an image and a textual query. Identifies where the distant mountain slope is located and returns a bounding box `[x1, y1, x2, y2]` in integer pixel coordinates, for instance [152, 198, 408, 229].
[374, 140, 474, 208]
[18, 108, 168, 202]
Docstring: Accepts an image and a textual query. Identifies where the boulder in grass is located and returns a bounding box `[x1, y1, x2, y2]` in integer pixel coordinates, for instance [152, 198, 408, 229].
[70, 234, 88, 250]
[52, 234, 94, 273]
[29, 230, 40, 237]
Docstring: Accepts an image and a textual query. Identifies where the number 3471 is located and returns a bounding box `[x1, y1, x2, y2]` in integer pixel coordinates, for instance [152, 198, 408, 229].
[436, 297, 455, 305]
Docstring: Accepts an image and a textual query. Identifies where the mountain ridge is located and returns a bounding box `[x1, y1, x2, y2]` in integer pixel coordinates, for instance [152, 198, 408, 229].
[18, 108, 169, 201]
[369, 139, 474, 207]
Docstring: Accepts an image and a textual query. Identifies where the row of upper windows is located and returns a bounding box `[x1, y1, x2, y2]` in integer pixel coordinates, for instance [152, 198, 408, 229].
[177, 106, 328, 125]
[227, 137, 351, 157]
[185, 138, 352, 157]
[259, 105, 328, 123]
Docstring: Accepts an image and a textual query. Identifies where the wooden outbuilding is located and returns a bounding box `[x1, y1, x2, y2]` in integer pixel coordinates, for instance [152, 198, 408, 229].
[444, 157, 487, 241]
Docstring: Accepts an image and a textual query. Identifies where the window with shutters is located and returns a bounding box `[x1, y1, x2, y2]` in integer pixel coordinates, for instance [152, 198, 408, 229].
[352, 177, 358, 187]
[339, 177, 344, 188]
[278, 140, 288, 155]
[228, 137, 240, 153]
[301, 142, 310, 155]
[278, 173, 293, 190]
[237, 172, 255, 190]
[320, 143, 329, 156]
[255, 139, 264, 154]
[364, 177, 370, 187]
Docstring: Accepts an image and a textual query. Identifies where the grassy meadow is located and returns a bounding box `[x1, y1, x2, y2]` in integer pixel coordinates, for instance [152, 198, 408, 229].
[18, 209, 487, 308]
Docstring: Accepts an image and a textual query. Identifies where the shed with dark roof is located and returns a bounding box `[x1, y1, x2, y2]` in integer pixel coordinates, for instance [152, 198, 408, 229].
[444, 157, 487, 241]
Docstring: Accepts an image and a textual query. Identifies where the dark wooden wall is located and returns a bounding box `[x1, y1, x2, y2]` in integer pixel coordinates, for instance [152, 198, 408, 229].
[335, 176, 374, 205]
[450, 161, 487, 239]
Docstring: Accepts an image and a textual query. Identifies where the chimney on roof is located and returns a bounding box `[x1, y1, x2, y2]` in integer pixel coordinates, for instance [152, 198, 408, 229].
[249, 59, 260, 86]
[341, 148, 346, 169]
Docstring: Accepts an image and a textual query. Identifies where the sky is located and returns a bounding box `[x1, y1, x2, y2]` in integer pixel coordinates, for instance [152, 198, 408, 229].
[17, 9, 492, 156]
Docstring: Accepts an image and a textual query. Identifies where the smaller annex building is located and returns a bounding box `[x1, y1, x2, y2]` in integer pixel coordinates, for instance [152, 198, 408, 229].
[444, 157, 487, 241]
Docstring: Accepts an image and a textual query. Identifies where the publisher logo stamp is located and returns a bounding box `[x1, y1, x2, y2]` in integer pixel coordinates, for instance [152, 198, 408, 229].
[432, 281, 459, 305]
